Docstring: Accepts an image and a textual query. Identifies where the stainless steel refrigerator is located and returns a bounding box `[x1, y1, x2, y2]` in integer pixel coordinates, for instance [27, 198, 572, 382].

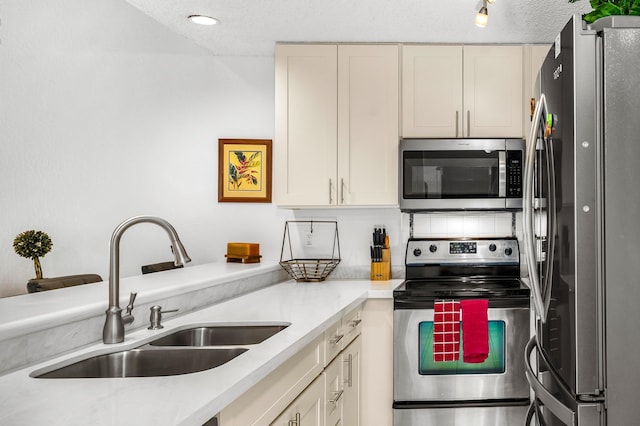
[523, 14, 640, 426]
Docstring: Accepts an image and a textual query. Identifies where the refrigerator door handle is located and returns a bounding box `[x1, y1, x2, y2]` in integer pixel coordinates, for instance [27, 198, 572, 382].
[526, 398, 548, 426]
[542, 134, 557, 316]
[525, 336, 576, 426]
[524, 94, 549, 321]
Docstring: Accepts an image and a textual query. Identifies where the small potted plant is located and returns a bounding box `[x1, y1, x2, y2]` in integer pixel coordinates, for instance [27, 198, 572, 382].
[569, 0, 640, 24]
[13, 230, 53, 279]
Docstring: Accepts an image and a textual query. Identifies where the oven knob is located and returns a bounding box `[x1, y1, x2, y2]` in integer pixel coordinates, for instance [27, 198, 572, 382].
[413, 248, 422, 257]
[429, 244, 438, 253]
[504, 247, 513, 256]
[489, 243, 497, 252]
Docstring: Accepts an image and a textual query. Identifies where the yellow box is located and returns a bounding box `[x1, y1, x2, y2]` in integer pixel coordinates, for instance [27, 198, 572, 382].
[226, 242, 260, 257]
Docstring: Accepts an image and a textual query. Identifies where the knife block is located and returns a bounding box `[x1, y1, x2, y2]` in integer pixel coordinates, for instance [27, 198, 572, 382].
[371, 248, 391, 281]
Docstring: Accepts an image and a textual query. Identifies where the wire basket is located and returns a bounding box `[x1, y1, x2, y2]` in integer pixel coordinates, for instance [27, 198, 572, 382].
[279, 220, 341, 282]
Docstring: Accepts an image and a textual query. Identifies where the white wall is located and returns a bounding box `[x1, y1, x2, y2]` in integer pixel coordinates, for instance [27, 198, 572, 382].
[0, 0, 530, 298]
[0, 0, 407, 298]
[0, 0, 289, 297]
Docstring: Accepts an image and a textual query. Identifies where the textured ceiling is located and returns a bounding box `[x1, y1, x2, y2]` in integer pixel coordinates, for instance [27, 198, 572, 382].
[124, 0, 592, 56]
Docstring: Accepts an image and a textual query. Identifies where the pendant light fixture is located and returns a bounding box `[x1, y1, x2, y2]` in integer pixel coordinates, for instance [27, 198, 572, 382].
[475, 0, 489, 28]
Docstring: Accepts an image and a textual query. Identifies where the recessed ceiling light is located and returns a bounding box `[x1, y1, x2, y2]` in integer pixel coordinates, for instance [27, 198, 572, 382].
[188, 15, 219, 26]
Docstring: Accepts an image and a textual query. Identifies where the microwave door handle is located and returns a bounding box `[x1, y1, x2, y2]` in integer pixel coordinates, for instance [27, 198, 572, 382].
[498, 151, 506, 197]
[525, 336, 576, 426]
[524, 94, 548, 321]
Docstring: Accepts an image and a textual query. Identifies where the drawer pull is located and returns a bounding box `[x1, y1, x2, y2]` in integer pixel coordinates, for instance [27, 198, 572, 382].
[348, 319, 361, 328]
[328, 389, 344, 405]
[288, 412, 301, 426]
[328, 334, 344, 345]
[344, 353, 353, 387]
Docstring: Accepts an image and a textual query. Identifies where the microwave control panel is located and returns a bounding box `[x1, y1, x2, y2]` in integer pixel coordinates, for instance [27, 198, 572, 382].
[507, 150, 523, 197]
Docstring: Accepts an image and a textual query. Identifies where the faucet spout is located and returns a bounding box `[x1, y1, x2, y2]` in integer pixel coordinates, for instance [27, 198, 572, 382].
[102, 215, 191, 344]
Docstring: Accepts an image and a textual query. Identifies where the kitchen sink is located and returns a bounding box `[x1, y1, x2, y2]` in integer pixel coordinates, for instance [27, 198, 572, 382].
[33, 347, 247, 379]
[149, 324, 290, 347]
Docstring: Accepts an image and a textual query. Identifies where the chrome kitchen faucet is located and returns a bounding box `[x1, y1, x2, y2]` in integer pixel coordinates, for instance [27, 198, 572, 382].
[102, 215, 191, 344]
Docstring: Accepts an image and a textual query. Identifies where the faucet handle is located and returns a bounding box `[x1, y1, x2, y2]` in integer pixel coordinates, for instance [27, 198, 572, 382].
[125, 292, 137, 315]
[148, 305, 179, 330]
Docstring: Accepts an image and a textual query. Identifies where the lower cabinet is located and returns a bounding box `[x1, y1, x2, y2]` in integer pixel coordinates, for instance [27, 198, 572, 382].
[219, 307, 363, 426]
[342, 336, 362, 426]
[272, 375, 325, 426]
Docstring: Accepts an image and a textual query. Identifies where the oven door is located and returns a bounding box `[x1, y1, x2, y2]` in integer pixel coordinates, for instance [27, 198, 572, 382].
[399, 138, 524, 211]
[393, 305, 530, 402]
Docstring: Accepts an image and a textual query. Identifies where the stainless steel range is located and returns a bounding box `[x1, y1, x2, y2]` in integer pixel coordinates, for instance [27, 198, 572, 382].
[393, 237, 530, 425]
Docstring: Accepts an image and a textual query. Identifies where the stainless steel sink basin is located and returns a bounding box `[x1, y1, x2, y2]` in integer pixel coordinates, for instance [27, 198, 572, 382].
[34, 347, 247, 379]
[149, 324, 289, 347]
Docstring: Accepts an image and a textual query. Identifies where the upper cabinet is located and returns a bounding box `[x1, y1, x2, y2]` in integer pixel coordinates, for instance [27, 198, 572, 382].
[274, 44, 399, 207]
[402, 45, 463, 138]
[523, 44, 551, 138]
[402, 45, 524, 138]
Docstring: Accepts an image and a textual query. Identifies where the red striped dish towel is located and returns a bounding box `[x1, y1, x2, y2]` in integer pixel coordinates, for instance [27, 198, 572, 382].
[433, 300, 461, 362]
[461, 299, 489, 363]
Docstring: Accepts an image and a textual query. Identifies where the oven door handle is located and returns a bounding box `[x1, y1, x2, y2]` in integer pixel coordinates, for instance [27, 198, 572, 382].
[525, 336, 576, 426]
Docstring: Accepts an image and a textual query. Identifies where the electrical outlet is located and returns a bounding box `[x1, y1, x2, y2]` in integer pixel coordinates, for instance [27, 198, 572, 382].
[305, 231, 313, 246]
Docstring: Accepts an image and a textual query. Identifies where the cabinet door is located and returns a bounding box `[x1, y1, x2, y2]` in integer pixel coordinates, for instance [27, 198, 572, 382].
[523, 44, 551, 138]
[271, 375, 325, 426]
[401, 45, 463, 138]
[463, 45, 524, 138]
[325, 354, 344, 426]
[337, 44, 399, 205]
[342, 336, 362, 426]
[274, 44, 338, 206]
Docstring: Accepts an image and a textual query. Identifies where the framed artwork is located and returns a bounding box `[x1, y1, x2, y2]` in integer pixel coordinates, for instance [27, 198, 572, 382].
[218, 138, 272, 203]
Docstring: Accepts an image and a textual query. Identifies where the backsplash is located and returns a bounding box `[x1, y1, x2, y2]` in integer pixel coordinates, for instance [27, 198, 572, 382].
[408, 212, 517, 238]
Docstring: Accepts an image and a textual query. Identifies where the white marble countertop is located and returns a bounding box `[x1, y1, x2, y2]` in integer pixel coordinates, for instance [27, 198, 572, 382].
[0, 262, 283, 341]
[0, 277, 402, 426]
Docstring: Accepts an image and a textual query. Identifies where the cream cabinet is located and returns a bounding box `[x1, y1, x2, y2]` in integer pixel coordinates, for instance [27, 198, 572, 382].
[342, 336, 362, 426]
[523, 44, 551, 138]
[360, 299, 393, 425]
[402, 44, 524, 138]
[271, 374, 325, 426]
[274, 44, 399, 207]
[324, 353, 344, 426]
[219, 306, 363, 426]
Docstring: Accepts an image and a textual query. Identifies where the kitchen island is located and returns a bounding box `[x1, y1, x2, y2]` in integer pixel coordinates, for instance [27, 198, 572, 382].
[0, 262, 400, 425]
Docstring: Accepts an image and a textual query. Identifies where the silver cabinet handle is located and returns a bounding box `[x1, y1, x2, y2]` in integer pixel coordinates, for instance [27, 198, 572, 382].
[328, 334, 344, 345]
[467, 110, 471, 137]
[329, 179, 333, 204]
[340, 178, 345, 204]
[328, 389, 344, 405]
[455, 110, 459, 138]
[344, 353, 353, 387]
[348, 318, 361, 328]
[288, 412, 301, 426]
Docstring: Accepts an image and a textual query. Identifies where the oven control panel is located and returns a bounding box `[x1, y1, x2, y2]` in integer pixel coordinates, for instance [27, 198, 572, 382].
[406, 238, 519, 265]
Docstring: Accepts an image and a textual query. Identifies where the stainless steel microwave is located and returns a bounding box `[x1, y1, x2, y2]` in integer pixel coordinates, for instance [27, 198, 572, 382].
[399, 138, 525, 211]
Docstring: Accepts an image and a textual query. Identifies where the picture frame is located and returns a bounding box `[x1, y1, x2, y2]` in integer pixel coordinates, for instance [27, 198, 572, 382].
[218, 138, 272, 203]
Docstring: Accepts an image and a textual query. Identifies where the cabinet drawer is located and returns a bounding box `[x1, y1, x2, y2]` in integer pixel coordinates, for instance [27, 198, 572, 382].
[342, 308, 362, 348]
[325, 355, 344, 425]
[324, 319, 344, 365]
[219, 335, 324, 426]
